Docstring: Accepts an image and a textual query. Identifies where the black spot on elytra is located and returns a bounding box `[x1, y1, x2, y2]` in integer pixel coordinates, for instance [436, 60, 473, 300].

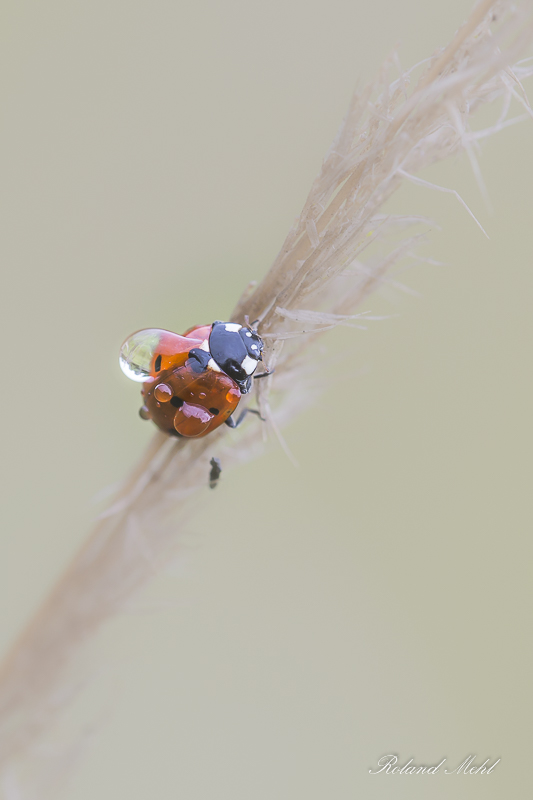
[154, 354, 162, 372]
[209, 407, 219, 415]
[171, 396, 184, 408]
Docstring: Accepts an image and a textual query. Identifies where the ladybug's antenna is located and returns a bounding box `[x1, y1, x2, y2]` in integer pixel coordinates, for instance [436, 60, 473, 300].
[244, 315, 260, 333]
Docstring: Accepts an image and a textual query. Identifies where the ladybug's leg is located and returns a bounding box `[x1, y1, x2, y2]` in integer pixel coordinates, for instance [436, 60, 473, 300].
[209, 457, 222, 489]
[225, 407, 264, 429]
[253, 369, 274, 380]
[187, 348, 211, 372]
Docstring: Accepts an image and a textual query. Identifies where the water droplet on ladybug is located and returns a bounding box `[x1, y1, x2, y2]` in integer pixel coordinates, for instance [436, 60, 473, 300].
[154, 383, 173, 402]
[119, 329, 163, 382]
[173, 403, 213, 436]
[139, 405, 151, 420]
[199, 392, 207, 400]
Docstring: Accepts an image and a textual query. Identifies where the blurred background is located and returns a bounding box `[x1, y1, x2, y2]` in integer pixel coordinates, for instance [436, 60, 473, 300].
[1, 0, 532, 798]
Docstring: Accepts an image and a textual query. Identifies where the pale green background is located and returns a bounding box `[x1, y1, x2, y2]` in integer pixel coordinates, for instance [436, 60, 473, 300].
[1, 0, 532, 798]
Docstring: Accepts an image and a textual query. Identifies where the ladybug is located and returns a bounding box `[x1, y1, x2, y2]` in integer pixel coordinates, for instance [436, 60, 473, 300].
[119, 320, 268, 439]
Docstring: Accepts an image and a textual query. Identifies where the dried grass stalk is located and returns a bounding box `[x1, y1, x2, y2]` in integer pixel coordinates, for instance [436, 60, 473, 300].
[1, 0, 532, 780]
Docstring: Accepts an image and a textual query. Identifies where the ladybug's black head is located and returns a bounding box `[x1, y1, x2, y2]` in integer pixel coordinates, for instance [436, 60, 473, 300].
[209, 321, 264, 393]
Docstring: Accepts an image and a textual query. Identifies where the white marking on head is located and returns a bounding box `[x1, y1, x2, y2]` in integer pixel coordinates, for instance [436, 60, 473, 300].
[199, 339, 210, 352]
[241, 355, 257, 375]
[207, 358, 222, 372]
[245, 331, 252, 337]
[251, 344, 258, 350]
[224, 323, 241, 332]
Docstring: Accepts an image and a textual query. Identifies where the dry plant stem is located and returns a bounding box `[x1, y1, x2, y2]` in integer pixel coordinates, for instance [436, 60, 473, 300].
[233, 2, 532, 335]
[1, 0, 532, 775]
[0, 431, 217, 764]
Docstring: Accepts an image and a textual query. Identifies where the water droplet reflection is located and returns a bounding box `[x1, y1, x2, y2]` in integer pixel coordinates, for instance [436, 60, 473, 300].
[119, 329, 163, 382]
[154, 383, 173, 402]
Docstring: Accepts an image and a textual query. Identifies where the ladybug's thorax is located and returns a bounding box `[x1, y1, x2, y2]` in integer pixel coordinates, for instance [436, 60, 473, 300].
[208, 321, 263, 393]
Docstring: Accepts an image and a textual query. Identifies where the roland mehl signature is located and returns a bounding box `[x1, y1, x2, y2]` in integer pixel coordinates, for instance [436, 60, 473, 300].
[369, 754, 500, 775]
